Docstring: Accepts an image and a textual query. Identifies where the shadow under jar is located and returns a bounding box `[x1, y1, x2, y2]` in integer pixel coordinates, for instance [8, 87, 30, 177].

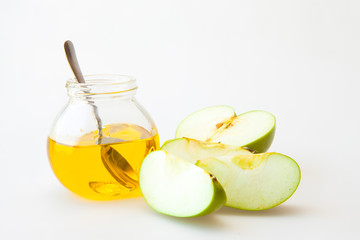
[47, 74, 160, 200]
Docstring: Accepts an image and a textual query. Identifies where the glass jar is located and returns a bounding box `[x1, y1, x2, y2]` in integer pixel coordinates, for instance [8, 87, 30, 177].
[47, 74, 160, 200]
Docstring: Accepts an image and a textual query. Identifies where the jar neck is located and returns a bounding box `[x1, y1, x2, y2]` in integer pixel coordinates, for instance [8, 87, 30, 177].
[66, 74, 138, 101]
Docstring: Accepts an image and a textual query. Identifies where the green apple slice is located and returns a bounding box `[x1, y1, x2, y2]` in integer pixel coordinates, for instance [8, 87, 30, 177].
[196, 153, 301, 210]
[139, 150, 226, 217]
[175, 106, 276, 153]
[162, 139, 300, 210]
[161, 137, 253, 164]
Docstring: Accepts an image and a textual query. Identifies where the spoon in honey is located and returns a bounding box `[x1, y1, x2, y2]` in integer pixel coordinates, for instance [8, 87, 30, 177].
[64, 40, 137, 190]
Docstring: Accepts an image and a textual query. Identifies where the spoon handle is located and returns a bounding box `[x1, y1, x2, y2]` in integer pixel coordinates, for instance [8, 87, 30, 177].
[64, 40, 86, 83]
[64, 40, 103, 144]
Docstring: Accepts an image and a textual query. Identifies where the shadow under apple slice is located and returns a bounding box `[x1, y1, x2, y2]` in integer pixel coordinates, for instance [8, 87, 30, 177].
[216, 204, 311, 217]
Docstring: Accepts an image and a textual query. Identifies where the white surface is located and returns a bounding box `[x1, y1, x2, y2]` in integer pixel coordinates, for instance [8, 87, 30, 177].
[1, 0, 359, 239]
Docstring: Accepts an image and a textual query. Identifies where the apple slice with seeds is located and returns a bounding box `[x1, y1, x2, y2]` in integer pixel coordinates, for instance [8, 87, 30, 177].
[175, 106, 276, 153]
[161, 137, 253, 164]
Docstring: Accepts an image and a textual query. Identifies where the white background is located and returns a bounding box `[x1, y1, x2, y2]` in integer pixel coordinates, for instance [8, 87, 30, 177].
[1, 0, 359, 239]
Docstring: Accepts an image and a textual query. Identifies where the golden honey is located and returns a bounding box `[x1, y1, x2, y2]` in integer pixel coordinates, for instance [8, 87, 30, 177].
[48, 123, 159, 200]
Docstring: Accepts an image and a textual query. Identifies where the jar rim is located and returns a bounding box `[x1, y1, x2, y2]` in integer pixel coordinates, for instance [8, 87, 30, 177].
[66, 74, 136, 86]
[66, 74, 138, 97]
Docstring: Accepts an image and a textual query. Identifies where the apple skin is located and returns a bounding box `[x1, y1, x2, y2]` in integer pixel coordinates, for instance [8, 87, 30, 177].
[188, 174, 227, 217]
[242, 124, 276, 153]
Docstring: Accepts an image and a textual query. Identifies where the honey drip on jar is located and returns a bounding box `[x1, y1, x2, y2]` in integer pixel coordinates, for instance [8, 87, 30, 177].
[47, 123, 159, 200]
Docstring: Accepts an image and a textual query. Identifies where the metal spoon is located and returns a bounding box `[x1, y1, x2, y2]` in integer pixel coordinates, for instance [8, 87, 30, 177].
[64, 40, 137, 190]
[64, 40, 104, 143]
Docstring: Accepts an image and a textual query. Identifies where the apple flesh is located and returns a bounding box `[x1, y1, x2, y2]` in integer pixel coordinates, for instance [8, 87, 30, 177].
[197, 153, 300, 210]
[161, 137, 253, 164]
[139, 150, 226, 217]
[175, 106, 276, 153]
[162, 138, 301, 210]
[161, 137, 252, 159]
